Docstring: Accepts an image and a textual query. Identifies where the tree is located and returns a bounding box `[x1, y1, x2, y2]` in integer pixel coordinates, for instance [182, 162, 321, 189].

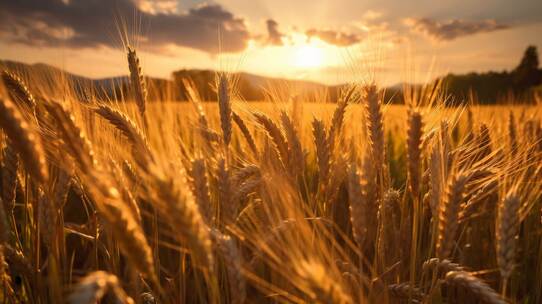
[514, 45, 541, 90]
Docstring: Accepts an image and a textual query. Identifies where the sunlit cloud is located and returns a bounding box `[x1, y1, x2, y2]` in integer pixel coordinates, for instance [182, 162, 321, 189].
[0, 0, 250, 53]
[266, 19, 285, 46]
[305, 29, 362, 47]
[405, 18, 510, 41]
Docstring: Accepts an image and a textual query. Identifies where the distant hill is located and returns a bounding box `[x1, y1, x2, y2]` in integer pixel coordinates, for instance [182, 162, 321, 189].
[0, 59, 171, 101]
[3, 46, 541, 104]
[0, 60, 342, 102]
[171, 69, 334, 101]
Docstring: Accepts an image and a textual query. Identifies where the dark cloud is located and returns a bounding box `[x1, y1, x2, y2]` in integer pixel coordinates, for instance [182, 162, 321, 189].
[305, 29, 361, 46]
[266, 19, 284, 46]
[0, 0, 250, 53]
[407, 18, 510, 41]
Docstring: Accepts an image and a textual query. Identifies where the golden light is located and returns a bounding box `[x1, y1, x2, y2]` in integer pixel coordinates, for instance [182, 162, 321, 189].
[294, 44, 324, 68]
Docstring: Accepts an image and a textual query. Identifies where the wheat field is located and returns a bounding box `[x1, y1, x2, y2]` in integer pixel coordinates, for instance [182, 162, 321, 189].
[0, 48, 541, 304]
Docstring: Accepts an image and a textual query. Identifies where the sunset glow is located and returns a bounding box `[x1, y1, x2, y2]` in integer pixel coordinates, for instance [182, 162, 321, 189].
[294, 44, 325, 68]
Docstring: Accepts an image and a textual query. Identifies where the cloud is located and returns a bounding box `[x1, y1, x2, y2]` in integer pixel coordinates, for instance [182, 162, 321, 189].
[266, 19, 284, 46]
[406, 18, 510, 41]
[135, 0, 179, 14]
[0, 0, 250, 54]
[305, 29, 361, 46]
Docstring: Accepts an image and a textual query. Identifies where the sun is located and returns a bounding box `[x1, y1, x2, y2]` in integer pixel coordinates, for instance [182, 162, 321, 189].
[294, 44, 324, 68]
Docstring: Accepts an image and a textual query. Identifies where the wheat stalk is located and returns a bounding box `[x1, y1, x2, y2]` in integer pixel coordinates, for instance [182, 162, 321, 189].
[507, 111, 518, 155]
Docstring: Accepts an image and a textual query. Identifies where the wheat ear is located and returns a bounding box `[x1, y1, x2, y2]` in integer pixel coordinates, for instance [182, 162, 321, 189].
[280, 110, 304, 175]
[127, 46, 147, 119]
[347, 164, 367, 248]
[364, 85, 385, 169]
[429, 143, 442, 218]
[254, 112, 289, 165]
[45, 101, 156, 281]
[150, 174, 214, 269]
[43, 100, 97, 171]
[407, 108, 423, 198]
[0, 245, 15, 299]
[232, 176, 261, 203]
[445, 271, 506, 304]
[496, 192, 520, 280]
[436, 171, 470, 259]
[232, 111, 258, 156]
[98, 188, 157, 281]
[94, 104, 153, 168]
[212, 230, 246, 304]
[328, 87, 352, 152]
[1, 70, 37, 112]
[312, 117, 330, 182]
[378, 189, 401, 267]
[388, 283, 424, 301]
[0, 97, 48, 182]
[183, 78, 220, 148]
[1, 145, 18, 212]
[218, 74, 232, 147]
[296, 259, 351, 304]
[217, 157, 234, 225]
[68, 271, 134, 304]
[422, 258, 464, 278]
[476, 123, 493, 159]
[189, 158, 213, 224]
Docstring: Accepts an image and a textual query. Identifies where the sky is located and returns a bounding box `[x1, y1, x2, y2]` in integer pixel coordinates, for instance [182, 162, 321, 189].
[0, 0, 541, 85]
